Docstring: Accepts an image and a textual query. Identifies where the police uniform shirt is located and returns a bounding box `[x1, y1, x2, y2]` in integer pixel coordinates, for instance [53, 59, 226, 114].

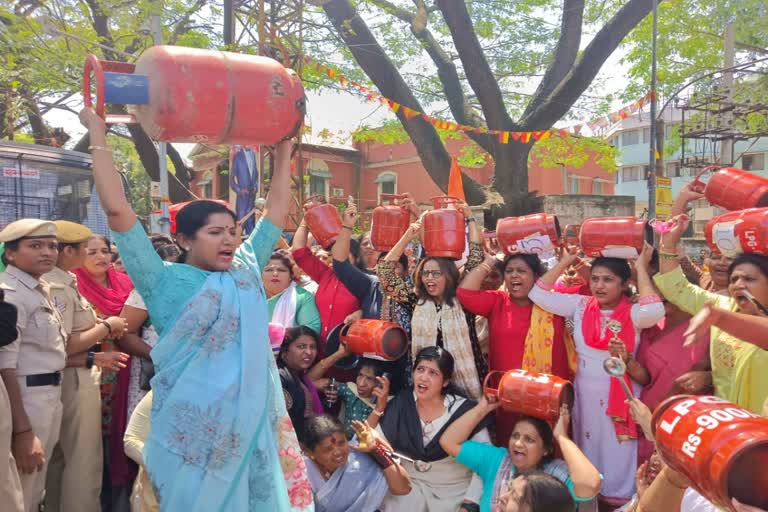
[44, 267, 97, 337]
[0, 266, 66, 375]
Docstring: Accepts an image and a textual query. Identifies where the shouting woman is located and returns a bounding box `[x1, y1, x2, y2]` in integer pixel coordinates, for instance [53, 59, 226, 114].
[80, 107, 312, 511]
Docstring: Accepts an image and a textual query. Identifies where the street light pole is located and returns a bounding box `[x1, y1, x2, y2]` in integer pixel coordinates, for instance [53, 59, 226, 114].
[151, 4, 170, 234]
[647, 0, 659, 220]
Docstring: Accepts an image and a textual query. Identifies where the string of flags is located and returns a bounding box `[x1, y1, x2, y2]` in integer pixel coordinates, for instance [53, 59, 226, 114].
[302, 54, 656, 144]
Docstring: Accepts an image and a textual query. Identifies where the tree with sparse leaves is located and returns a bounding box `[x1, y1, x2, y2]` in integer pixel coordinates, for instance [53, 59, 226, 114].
[300, 0, 660, 216]
[0, 0, 218, 202]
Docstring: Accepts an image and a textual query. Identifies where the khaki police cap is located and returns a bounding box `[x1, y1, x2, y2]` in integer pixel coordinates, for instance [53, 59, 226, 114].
[53, 221, 92, 244]
[0, 219, 57, 243]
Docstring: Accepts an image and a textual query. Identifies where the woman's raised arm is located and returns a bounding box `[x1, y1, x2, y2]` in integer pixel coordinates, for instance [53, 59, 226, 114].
[80, 108, 136, 232]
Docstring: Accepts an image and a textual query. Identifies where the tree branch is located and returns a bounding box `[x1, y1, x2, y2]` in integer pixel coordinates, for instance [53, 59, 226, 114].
[522, 0, 657, 129]
[435, 0, 514, 131]
[367, 0, 493, 153]
[321, 0, 486, 204]
[524, 0, 585, 117]
[125, 124, 193, 202]
[167, 0, 208, 45]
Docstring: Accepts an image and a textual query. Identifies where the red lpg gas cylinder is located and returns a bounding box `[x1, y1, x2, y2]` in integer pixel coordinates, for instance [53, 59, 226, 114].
[652, 395, 768, 511]
[339, 320, 409, 361]
[423, 196, 466, 259]
[705, 207, 768, 257]
[579, 217, 652, 258]
[370, 194, 411, 252]
[496, 214, 561, 255]
[169, 200, 230, 234]
[692, 166, 768, 211]
[483, 370, 574, 421]
[303, 195, 342, 249]
[83, 46, 306, 145]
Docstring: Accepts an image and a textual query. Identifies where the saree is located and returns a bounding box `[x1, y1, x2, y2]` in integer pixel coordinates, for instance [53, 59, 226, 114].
[144, 257, 313, 511]
[305, 451, 388, 512]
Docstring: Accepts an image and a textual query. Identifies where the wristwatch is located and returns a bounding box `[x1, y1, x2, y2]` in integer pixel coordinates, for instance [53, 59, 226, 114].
[86, 351, 95, 369]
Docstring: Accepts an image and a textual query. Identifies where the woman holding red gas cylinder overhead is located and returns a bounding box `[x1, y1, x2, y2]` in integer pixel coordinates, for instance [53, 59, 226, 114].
[80, 106, 312, 511]
[457, 251, 577, 445]
[377, 204, 488, 399]
[528, 243, 664, 506]
[654, 213, 768, 415]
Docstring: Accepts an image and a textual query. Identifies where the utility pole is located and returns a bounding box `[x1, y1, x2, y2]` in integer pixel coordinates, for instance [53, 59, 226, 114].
[223, 0, 234, 47]
[151, 3, 170, 234]
[647, 0, 659, 219]
[720, 21, 735, 166]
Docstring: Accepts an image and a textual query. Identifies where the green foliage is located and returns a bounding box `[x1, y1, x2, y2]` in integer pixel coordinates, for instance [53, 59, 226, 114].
[620, 0, 768, 101]
[531, 135, 618, 173]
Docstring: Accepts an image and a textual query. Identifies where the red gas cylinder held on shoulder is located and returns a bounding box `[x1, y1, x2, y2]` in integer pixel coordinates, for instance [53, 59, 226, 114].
[370, 194, 411, 252]
[579, 217, 652, 258]
[483, 369, 574, 421]
[339, 319, 409, 361]
[692, 166, 768, 212]
[83, 46, 306, 145]
[422, 196, 466, 259]
[169, 200, 230, 234]
[496, 214, 561, 255]
[704, 207, 768, 257]
[303, 195, 342, 249]
[651, 395, 768, 511]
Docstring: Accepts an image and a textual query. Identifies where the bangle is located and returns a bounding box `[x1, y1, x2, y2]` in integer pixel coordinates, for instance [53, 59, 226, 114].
[370, 445, 395, 469]
[659, 251, 678, 260]
[86, 351, 95, 369]
[479, 263, 492, 274]
[372, 409, 384, 417]
[466, 217, 476, 223]
[12, 428, 32, 436]
[342, 225, 353, 231]
[103, 321, 113, 337]
[88, 145, 112, 152]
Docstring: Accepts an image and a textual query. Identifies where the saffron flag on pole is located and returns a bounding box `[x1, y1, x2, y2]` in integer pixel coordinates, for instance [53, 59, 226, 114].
[448, 157, 466, 201]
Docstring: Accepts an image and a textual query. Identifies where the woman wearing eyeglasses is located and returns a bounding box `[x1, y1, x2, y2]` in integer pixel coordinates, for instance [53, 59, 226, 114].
[377, 204, 488, 399]
[264, 250, 321, 333]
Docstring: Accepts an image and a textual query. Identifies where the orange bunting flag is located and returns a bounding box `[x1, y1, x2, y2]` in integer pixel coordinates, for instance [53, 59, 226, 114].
[402, 107, 419, 119]
[511, 132, 521, 141]
[521, 132, 532, 144]
[325, 68, 337, 79]
[498, 131, 510, 144]
[448, 157, 466, 202]
[339, 76, 348, 88]
[387, 100, 401, 113]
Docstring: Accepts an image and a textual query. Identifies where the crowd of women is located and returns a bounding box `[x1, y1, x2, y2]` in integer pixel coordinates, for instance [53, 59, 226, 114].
[0, 105, 765, 512]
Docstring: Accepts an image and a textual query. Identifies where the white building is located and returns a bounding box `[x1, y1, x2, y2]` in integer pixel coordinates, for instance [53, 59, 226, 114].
[609, 108, 768, 235]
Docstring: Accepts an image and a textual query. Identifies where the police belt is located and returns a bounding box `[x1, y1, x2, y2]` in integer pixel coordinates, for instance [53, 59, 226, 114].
[26, 371, 62, 387]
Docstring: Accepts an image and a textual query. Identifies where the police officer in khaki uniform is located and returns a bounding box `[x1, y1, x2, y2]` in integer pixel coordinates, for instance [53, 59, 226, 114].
[0, 289, 24, 512]
[0, 219, 66, 512]
[44, 221, 128, 512]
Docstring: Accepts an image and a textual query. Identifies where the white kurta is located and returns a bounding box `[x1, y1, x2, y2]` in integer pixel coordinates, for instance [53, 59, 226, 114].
[529, 286, 665, 499]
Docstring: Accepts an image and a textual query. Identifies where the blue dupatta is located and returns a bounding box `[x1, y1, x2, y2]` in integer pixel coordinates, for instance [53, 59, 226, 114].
[144, 248, 314, 511]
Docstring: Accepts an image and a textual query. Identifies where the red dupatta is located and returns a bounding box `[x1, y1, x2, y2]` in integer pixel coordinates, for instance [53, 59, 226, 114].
[74, 266, 137, 486]
[581, 295, 638, 441]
